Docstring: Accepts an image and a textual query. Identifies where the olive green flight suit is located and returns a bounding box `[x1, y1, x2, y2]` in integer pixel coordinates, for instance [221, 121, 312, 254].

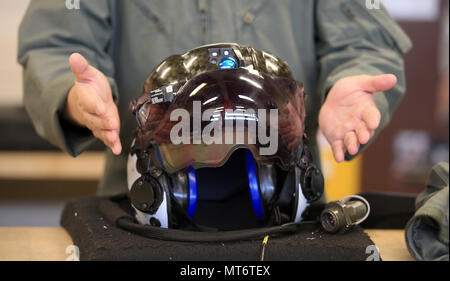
[18, 0, 412, 195]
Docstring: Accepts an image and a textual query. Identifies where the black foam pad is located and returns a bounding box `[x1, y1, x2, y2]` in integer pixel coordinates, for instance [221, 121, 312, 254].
[60, 195, 378, 261]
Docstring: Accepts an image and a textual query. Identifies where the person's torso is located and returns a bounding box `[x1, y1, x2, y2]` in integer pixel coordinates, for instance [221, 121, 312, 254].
[100, 0, 321, 195]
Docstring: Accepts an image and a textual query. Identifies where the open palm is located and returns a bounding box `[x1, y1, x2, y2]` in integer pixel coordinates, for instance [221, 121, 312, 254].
[319, 74, 397, 162]
[66, 53, 122, 155]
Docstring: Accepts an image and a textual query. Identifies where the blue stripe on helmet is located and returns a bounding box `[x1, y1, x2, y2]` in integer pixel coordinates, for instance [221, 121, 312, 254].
[186, 166, 198, 219]
[245, 150, 265, 221]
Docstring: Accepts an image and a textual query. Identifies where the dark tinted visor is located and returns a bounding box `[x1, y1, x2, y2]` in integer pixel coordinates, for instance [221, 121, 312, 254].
[136, 68, 306, 173]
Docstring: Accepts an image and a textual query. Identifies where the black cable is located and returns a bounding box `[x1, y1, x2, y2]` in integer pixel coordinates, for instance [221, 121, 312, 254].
[117, 216, 317, 242]
[99, 198, 319, 242]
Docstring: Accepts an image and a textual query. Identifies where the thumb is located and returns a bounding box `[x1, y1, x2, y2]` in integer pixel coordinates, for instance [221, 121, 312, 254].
[358, 74, 397, 94]
[69, 53, 96, 83]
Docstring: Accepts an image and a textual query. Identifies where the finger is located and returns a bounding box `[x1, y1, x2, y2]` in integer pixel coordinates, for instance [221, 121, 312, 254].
[362, 105, 381, 131]
[108, 102, 121, 133]
[331, 140, 345, 163]
[69, 53, 97, 83]
[344, 131, 359, 156]
[93, 129, 122, 155]
[93, 129, 116, 147]
[112, 140, 122, 155]
[357, 74, 397, 94]
[354, 120, 371, 145]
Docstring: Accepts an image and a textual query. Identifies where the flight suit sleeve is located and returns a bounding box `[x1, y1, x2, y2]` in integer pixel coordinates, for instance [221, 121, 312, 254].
[315, 0, 412, 160]
[17, 0, 118, 157]
[405, 162, 449, 261]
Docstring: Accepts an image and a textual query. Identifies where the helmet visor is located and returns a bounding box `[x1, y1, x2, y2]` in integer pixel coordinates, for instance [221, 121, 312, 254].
[136, 68, 306, 173]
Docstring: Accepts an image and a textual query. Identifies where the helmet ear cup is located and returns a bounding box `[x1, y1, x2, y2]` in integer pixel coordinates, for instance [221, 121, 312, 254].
[127, 144, 170, 227]
[301, 164, 324, 202]
[129, 175, 164, 214]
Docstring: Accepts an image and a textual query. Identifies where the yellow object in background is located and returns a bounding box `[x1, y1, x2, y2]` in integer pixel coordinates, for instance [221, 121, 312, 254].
[317, 131, 362, 201]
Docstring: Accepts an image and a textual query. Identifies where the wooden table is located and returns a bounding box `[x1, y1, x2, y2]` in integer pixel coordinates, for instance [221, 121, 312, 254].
[0, 227, 414, 261]
[0, 152, 415, 261]
[0, 151, 104, 180]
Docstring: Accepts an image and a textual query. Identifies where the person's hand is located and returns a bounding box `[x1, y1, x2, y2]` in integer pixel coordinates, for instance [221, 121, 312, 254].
[319, 74, 397, 162]
[64, 53, 122, 155]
